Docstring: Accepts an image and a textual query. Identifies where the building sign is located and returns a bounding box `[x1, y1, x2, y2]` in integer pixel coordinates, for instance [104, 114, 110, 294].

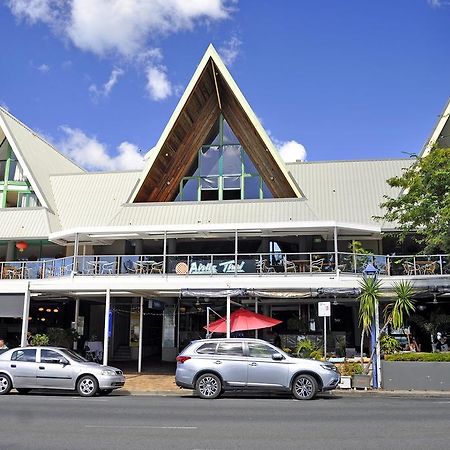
[318, 302, 331, 317]
[172, 258, 256, 275]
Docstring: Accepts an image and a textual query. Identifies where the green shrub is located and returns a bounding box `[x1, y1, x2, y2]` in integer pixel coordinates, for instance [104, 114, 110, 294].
[31, 334, 49, 346]
[385, 352, 450, 362]
[295, 338, 322, 360]
[380, 335, 401, 355]
[337, 361, 363, 376]
[47, 328, 79, 348]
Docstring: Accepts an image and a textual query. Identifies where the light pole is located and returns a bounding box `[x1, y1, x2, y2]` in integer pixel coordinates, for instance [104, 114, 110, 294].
[206, 306, 223, 338]
[362, 262, 381, 389]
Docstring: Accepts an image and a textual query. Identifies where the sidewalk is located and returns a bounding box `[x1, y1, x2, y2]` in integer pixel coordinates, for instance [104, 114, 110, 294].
[119, 372, 450, 398]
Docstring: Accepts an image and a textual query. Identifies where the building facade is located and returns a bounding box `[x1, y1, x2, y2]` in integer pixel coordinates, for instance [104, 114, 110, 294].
[1, 45, 449, 368]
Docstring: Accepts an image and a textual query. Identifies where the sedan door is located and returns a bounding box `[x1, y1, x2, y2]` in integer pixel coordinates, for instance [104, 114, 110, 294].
[36, 349, 75, 389]
[9, 349, 38, 388]
[246, 342, 290, 389]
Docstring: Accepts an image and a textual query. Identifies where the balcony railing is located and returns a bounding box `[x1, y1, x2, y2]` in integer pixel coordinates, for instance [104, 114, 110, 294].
[1, 252, 450, 280]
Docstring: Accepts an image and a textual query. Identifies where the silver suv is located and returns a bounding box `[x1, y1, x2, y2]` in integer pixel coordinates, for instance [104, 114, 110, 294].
[175, 338, 340, 400]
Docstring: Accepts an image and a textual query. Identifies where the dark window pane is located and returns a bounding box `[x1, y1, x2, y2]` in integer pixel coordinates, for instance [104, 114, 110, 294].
[201, 189, 219, 201]
[262, 180, 272, 198]
[11, 349, 36, 362]
[243, 151, 257, 174]
[41, 349, 63, 364]
[196, 343, 217, 354]
[217, 342, 243, 356]
[244, 176, 261, 199]
[248, 343, 278, 358]
[223, 189, 241, 200]
[181, 178, 198, 201]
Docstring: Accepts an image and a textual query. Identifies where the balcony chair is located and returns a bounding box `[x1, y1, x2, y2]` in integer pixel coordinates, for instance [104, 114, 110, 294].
[123, 259, 137, 274]
[283, 258, 297, 273]
[422, 261, 436, 275]
[255, 259, 276, 273]
[149, 261, 164, 274]
[310, 258, 324, 272]
[100, 261, 115, 275]
[402, 261, 416, 275]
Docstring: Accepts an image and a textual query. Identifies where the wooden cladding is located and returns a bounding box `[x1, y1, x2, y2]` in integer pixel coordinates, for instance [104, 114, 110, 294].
[134, 58, 298, 203]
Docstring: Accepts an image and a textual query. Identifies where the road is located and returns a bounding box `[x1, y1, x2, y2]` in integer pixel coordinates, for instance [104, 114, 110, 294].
[1, 392, 449, 450]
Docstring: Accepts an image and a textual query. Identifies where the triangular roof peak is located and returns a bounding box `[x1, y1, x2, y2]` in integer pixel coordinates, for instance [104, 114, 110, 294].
[131, 44, 302, 203]
[0, 107, 84, 212]
[420, 97, 450, 157]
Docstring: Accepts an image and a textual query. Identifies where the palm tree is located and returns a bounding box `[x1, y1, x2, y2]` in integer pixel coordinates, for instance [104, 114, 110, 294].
[358, 279, 415, 375]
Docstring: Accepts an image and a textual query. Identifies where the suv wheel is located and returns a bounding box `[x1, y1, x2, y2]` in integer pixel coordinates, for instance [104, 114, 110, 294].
[0, 374, 12, 395]
[195, 373, 222, 399]
[77, 375, 98, 397]
[292, 374, 318, 400]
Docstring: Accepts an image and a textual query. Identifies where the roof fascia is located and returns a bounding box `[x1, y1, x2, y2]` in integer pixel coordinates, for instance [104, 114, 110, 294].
[0, 110, 50, 210]
[420, 97, 450, 158]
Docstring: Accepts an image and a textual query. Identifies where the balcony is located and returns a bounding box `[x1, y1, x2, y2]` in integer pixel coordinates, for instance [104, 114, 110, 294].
[1, 252, 449, 280]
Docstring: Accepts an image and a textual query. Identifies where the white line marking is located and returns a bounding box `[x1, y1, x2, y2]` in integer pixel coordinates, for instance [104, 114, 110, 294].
[85, 425, 197, 430]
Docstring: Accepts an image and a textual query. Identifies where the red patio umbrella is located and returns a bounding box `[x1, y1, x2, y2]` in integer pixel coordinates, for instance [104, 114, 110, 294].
[204, 307, 282, 333]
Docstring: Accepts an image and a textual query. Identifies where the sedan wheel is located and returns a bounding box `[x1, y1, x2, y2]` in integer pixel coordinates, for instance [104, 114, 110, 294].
[195, 373, 222, 399]
[77, 375, 99, 397]
[0, 374, 12, 395]
[292, 374, 318, 400]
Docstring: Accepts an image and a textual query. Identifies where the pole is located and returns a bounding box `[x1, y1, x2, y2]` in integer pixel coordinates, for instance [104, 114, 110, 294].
[103, 289, 111, 366]
[73, 233, 79, 273]
[323, 316, 327, 358]
[234, 229, 238, 276]
[255, 299, 258, 339]
[333, 226, 339, 277]
[20, 284, 31, 347]
[374, 298, 381, 388]
[207, 307, 210, 338]
[226, 295, 231, 338]
[74, 297, 80, 350]
[177, 298, 180, 350]
[138, 296, 144, 373]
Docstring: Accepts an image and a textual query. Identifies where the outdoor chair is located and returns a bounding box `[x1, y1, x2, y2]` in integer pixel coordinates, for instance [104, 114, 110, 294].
[59, 263, 73, 276]
[123, 260, 136, 274]
[149, 261, 164, 274]
[100, 261, 115, 275]
[255, 259, 275, 273]
[422, 262, 436, 275]
[283, 258, 297, 273]
[310, 258, 324, 272]
[402, 261, 416, 275]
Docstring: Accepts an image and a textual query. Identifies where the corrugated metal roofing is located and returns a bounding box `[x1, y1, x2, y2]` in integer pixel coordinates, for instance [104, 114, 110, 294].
[0, 107, 84, 213]
[0, 208, 58, 239]
[50, 171, 140, 229]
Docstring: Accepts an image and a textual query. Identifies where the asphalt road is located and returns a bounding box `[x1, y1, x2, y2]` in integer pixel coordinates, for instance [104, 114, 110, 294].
[1, 392, 450, 450]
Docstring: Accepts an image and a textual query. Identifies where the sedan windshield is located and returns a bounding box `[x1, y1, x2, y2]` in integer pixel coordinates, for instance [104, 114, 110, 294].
[61, 349, 88, 363]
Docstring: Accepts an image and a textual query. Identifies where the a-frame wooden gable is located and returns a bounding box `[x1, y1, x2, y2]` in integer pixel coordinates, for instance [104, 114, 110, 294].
[132, 44, 302, 203]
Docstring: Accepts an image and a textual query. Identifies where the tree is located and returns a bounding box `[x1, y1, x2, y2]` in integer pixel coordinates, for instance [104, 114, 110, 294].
[358, 279, 415, 375]
[378, 147, 450, 253]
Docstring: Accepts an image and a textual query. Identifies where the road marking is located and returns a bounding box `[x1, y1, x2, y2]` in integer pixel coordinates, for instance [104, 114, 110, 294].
[85, 425, 197, 430]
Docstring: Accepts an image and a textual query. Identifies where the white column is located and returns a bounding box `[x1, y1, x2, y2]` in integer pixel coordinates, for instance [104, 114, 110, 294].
[74, 297, 80, 350]
[20, 284, 31, 347]
[73, 233, 79, 273]
[103, 289, 111, 366]
[138, 297, 144, 373]
[226, 295, 231, 338]
[334, 226, 339, 277]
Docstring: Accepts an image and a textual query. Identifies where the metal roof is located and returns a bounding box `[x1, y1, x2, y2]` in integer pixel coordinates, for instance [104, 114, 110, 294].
[0, 107, 84, 213]
[50, 171, 140, 229]
[0, 208, 59, 239]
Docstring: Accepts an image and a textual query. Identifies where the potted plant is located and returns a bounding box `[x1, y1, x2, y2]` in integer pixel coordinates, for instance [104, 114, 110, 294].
[30, 334, 49, 346]
[338, 362, 362, 389]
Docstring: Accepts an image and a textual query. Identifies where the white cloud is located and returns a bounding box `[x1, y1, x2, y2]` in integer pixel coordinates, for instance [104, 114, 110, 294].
[8, 0, 234, 58]
[219, 35, 241, 66]
[427, 0, 450, 6]
[37, 63, 50, 73]
[89, 67, 124, 98]
[56, 126, 144, 171]
[145, 65, 173, 101]
[0, 101, 10, 111]
[277, 140, 307, 163]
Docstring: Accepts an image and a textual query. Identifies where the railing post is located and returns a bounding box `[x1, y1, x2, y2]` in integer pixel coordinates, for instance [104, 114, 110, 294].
[413, 256, 417, 276]
[440, 255, 443, 275]
[353, 253, 357, 274]
[309, 253, 312, 273]
[387, 256, 391, 276]
[259, 254, 263, 276]
[163, 231, 167, 275]
[210, 254, 214, 276]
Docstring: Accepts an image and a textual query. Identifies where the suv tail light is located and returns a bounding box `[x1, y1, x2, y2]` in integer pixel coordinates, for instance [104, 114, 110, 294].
[176, 356, 191, 364]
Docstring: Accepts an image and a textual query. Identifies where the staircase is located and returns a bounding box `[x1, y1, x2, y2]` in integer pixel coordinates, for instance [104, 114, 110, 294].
[113, 346, 132, 361]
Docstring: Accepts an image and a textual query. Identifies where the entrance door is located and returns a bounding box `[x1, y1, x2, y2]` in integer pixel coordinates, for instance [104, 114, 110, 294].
[36, 349, 74, 389]
[9, 349, 38, 388]
[246, 342, 290, 388]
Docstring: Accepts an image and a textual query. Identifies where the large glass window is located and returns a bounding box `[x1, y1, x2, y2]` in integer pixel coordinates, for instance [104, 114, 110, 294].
[177, 115, 272, 202]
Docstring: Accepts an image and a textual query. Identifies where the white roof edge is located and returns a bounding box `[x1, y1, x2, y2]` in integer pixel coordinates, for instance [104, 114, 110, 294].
[420, 97, 450, 158]
[0, 111, 49, 210]
[130, 44, 302, 201]
[49, 221, 381, 242]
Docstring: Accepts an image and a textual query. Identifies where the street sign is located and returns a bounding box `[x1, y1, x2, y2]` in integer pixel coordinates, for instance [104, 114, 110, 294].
[318, 301, 331, 317]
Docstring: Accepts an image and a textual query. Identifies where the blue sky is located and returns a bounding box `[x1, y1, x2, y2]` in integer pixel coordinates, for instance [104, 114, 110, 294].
[0, 0, 449, 170]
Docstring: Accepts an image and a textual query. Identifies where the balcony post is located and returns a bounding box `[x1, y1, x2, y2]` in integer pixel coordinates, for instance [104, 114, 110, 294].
[234, 229, 238, 276]
[20, 283, 31, 347]
[226, 294, 231, 338]
[334, 226, 339, 277]
[163, 231, 167, 275]
[138, 296, 144, 373]
[103, 288, 111, 366]
[73, 233, 79, 274]
[73, 297, 80, 350]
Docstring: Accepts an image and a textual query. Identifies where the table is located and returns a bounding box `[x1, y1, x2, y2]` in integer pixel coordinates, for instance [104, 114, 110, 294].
[291, 260, 310, 272]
